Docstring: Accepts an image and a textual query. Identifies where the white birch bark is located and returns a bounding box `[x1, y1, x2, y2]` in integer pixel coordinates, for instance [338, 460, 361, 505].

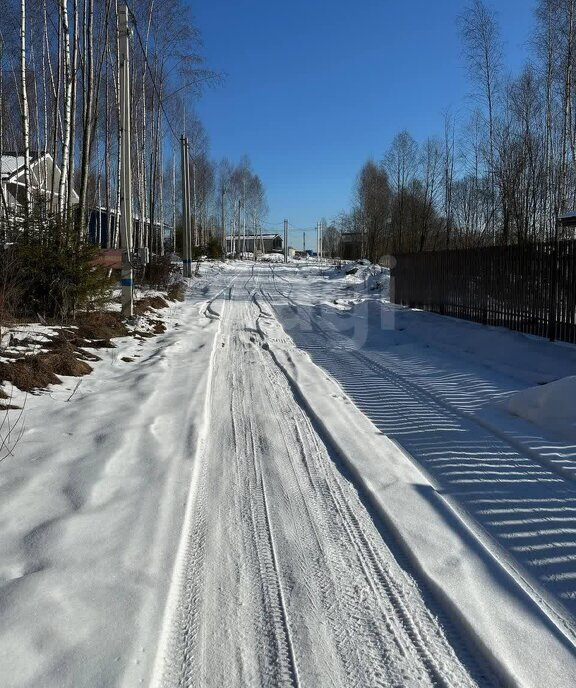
[20, 0, 32, 219]
[58, 0, 73, 218]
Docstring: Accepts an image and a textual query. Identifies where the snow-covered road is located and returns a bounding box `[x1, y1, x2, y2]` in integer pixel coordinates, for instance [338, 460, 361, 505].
[3, 260, 576, 687]
[153, 268, 478, 687]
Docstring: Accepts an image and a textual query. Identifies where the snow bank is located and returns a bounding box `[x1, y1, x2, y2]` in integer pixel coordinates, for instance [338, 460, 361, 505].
[0, 296, 220, 687]
[498, 375, 576, 440]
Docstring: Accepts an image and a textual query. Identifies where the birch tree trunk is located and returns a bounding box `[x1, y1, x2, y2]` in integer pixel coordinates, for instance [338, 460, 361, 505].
[559, 0, 575, 234]
[58, 0, 73, 218]
[20, 0, 32, 220]
[66, 0, 79, 218]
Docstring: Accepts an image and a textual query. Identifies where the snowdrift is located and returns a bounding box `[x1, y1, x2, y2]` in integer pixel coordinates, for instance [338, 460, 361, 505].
[498, 375, 576, 440]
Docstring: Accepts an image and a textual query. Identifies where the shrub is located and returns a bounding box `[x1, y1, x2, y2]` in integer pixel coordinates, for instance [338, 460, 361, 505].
[205, 235, 223, 259]
[5, 217, 113, 320]
[142, 254, 173, 289]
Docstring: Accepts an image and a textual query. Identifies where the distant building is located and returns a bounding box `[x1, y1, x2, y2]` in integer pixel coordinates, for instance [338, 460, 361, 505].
[88, 207, 172, 249]
[340, 231, 362, 259]
[0, 152, 78, 218]
[226, 233, 282, 254]
[560, 212, 576, 239]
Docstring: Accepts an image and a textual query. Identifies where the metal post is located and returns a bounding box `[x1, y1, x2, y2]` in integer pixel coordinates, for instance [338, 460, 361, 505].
[284, 219, 288, 263]
[118, 5, 133, 317]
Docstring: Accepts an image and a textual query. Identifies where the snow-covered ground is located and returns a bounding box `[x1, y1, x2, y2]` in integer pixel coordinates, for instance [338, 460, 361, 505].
[1, 260, 576, 686]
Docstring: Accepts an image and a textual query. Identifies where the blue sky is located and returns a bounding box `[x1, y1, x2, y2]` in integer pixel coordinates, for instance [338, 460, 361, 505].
[191, 1, 535, 248]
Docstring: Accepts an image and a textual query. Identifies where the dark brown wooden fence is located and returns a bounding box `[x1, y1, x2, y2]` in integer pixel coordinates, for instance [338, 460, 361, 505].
[391, 240, 576, 344]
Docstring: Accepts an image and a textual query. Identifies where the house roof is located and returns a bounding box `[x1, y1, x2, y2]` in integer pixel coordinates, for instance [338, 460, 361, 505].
[1, 152, 46, 180]
[0, 155, 25, 179]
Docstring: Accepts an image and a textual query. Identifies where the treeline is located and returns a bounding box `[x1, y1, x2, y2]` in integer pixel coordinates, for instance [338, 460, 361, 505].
[0, 0, 268, 254]
[0, 1, 269, 319]
[337, 0, 576, 260]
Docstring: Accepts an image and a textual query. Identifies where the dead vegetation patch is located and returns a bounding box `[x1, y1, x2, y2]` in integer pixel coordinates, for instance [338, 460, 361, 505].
[0, 291, 174, 393]
[45, 332, 103, 361]
[167, 282, 186, 301]
[74, 311, 128, 340]
[0, 350, 92, 392]
[133, 295, 169, 315]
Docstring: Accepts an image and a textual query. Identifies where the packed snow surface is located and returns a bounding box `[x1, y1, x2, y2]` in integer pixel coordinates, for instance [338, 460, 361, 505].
[1, 259, 576, 687]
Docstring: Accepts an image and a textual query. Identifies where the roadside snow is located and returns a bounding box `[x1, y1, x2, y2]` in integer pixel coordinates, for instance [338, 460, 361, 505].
[3, 260, 576, 687]
[497, 376, 576, 441]
[260, 308, 576, 688]
[0, 288, 220, 687]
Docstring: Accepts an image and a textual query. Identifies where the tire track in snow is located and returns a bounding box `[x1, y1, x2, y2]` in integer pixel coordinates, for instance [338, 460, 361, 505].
[259, 274, 502, 685]
[256, 292, 484, 687]
[154, 267, 480, 688]
[262, 266, 576, 673]
[286, 303, 576, 641]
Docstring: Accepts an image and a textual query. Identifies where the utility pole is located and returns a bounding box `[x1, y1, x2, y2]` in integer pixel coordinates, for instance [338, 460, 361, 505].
[192, 161, 197, 249]
[303, 231, 306, 254]
[284, 219, 288, 263]
[186, 137, 196, 268]
[180, 136, 187, 276]
[172, 148, 176, 253]
[221, 186, 225, 255]
[237, 199, 241, 259]
[181, 135, 192, 277]
[0, 35, 9, 227]
[242, 178, 247, 257]
[118, 5, 133, 317]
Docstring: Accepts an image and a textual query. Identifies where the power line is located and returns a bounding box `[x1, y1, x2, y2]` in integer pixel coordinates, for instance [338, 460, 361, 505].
[124, 2, 181, 145]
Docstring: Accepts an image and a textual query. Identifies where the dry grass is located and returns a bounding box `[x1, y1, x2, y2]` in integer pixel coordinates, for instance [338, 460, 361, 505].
[0, 294, 172, 393]
[167, 282, 186, 301]
[74, 311, 129, 340]
[133, 295, 169, 315]
[0, 350, 92, 392]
